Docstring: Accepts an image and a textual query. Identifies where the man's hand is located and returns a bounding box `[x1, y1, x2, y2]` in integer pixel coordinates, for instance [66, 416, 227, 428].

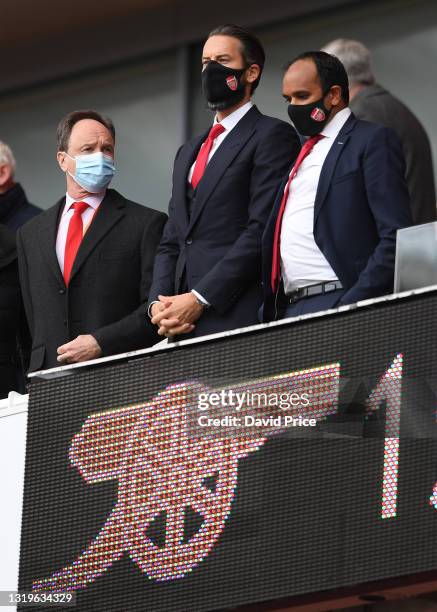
[57, 334, 102, 364]
[151, 298, 189, 336]
[151, 292, 204, 337]
[150, 298, 172, 320]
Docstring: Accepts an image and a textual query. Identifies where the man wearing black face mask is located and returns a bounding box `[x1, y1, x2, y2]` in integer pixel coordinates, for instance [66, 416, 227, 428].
[148, 24, 300, 338]
[261, 51, 412, 322]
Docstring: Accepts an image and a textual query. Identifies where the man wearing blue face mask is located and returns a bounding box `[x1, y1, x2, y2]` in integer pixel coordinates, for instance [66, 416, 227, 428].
[17, 110, 167, 372]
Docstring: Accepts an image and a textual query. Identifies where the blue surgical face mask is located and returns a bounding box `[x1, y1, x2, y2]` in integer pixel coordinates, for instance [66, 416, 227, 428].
[66, 152, 115, 193]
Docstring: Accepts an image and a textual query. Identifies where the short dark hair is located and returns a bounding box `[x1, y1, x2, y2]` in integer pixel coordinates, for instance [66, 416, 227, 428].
[208, 24, 265, 92]
[57, 110, 115, 152]
[284, 50, 349, 105]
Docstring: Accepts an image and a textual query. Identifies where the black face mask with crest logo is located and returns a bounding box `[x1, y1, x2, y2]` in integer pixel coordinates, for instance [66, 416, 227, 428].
[287, 92, 333, 137]
[202, 60, 247, 111]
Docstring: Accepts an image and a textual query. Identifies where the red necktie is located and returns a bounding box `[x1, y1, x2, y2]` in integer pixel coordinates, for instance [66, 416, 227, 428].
[270, 134, 324, 292]
[63, 202, 89, 286]
[191, 123, 226, 189]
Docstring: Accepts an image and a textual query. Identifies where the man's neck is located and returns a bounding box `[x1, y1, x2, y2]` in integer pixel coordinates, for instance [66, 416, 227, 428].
[65, 177, 97, 201]
[216, 96, 252, 122]
[326, 103, 347, 124]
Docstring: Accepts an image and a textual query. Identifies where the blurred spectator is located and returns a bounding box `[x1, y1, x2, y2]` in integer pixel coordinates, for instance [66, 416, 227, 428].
[0, 224, 28, 398]
[0, 141, 41, 231]
[322, 39, 436, 226]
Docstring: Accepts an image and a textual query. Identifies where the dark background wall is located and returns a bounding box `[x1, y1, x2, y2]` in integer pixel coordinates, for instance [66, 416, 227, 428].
[0, 0, 435, 212]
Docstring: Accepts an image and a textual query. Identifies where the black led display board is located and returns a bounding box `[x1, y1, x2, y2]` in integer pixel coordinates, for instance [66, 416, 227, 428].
[19, 290, 437, 611]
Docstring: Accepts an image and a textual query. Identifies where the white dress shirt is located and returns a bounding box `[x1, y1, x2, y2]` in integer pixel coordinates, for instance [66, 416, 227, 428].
[187, 100, 253, 183]
[56, 192, 105, 274]
[188, 100, 253, 305]
[280, 107, 352, 293]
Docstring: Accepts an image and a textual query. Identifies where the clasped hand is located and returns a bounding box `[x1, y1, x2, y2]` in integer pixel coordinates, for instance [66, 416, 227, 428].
[151, 292, 204, 337]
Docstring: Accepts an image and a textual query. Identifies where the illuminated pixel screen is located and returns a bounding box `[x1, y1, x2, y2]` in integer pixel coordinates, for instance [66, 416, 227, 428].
[19, 290, 437, 611]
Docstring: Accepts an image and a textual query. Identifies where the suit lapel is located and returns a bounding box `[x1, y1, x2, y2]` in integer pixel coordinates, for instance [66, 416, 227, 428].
[40, 198, 66, 286]
[187, 106, 261, 235]
[314, 113, 357, 225]
[265, 173, 290, 242]
[69, 189, 125, 283]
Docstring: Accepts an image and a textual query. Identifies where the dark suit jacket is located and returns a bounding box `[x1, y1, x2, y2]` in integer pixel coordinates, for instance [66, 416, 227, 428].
[0, 183, 41, 231]
[17, 189, 167, 372]
[262, 113, 413, 322]
[350, 84, 436, 225]
[0, 225, 22, 396]
[148, 105, 300, 336]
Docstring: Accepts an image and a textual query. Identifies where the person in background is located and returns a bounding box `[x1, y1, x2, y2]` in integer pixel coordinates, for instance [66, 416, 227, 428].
[322, 38, 436, 226]
[148, 24, 300, 339]
[0, 141, 41, 231]
[261, 51, 412, 322]
[17, 110, 167, 372]
[0, 224, 27, 398]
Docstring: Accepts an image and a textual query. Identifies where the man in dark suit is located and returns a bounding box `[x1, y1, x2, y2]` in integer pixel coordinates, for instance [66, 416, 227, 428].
[148, 24, 300, 339]
[0, 224, 27, 398]
[0, 141, 38, 390]
[262, 51, 413, 322]
[17, 110, 167, 372]
[0, 140, 41, 231]
[323, 39, 436, 226]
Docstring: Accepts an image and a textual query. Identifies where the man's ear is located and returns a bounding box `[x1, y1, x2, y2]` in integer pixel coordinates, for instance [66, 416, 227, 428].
[246, 63, 260, 87]
[328, 85, 343, 107]
[0, 163, 13, 188]
[57, 151, 68, 173]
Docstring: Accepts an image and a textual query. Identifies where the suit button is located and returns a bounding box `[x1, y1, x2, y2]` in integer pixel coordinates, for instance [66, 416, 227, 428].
[186, 238, 193, 245]
[63, 319, 67, 326]
[59, 288, 65, 295]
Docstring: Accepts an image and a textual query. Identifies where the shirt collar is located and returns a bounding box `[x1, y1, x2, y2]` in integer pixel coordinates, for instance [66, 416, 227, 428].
[213, 100, 253, 133]
[321, 107, 352, 139]
[63, 191, 106, 215]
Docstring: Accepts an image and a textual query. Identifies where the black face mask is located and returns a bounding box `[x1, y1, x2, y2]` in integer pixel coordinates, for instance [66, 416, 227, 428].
[201, 60, 247, 111]
[287, 93, 332, 137]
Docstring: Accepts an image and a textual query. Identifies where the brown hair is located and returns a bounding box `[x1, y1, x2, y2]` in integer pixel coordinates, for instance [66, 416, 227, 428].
[208, 24, 265, 92]
[56, 110, 115, 152]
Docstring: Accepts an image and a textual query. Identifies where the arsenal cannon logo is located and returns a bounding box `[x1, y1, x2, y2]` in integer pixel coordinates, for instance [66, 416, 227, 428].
[32, 364, 345, 590]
